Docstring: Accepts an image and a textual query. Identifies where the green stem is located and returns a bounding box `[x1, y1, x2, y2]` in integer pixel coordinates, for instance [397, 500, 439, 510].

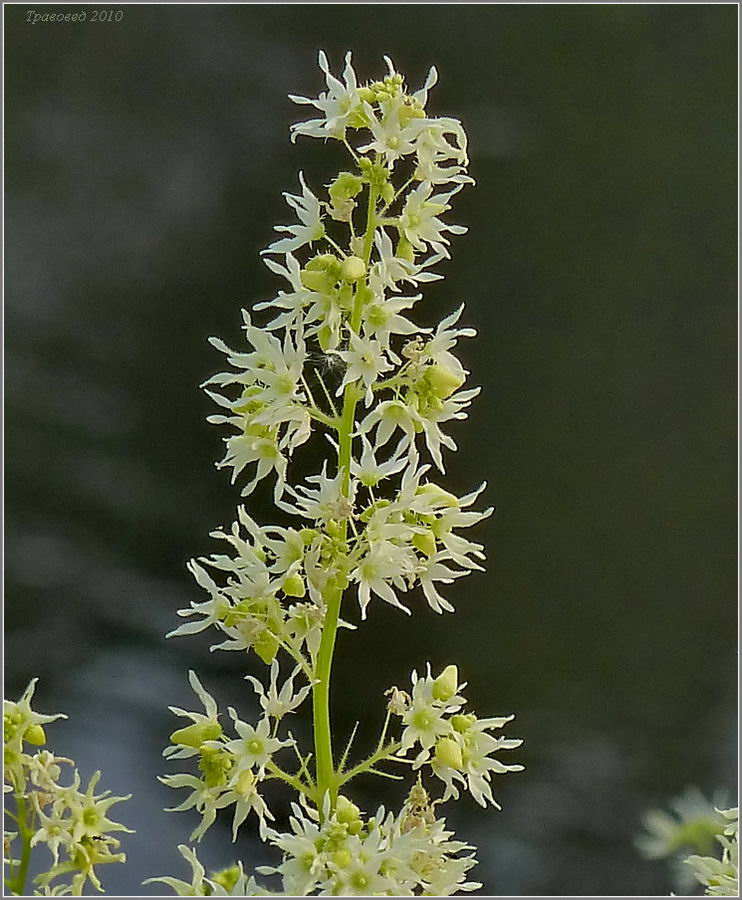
[264, 760, 313, 798]
[312, 180, 380, 814]
[338, 740, 403, 787]
[8, 791, 33, 896]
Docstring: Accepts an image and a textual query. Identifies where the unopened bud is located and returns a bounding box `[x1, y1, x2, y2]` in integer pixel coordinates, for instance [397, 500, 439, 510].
[283, 574, 306, 598]
[396, 236, 415, 263]
[435, 737, 463, 770]
[306, 253, 339, 272]
[317, 324, 335, 352]
[170, 721, 222, 749]
[451, 714, 476, 733]
[338, 282, 354, 310]
[424, 363, 465, 400]
[300, 269, 334, 293]
[329, 172, 363, 201]
[341, 256, 366, 283]
[412, 531, 437, 557]
[24, 724, 46, 746]
[254, 630, 279, 665]
[335, 794, 361, 824]
[301, 254, 341, 293]
[212, 866, 241, 892]
[332, 849, 352, 869]
[235, 768, 255, 796]
[416, 483, 460, 508]
[432, 665, 458, 701]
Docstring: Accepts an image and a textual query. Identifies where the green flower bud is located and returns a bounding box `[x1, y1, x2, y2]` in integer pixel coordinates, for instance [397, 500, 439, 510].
[396, 236, 415, 263]
[357, 86, 375, 103]
[399, 101, 425, 125]
[432, 664, 459, 701]
[301, 254, 342, 292]
[338, 282, 354, 310]
[306, 253, 338, 272]
[300, 528, 318, 545]
[318, 324, 335, 352]
[380, 182, 395, 205]
[326, 520, 343, 540]
[412, 531, 437, 557]
[254, 629, 279, 665]
[329, 172, 363, 201]
[244, 422, 271, 439]
[435, 737, 464, 770]
[300, 269, 334, 293]
[283, 573, 306, 598]
[423, 363, 465, 399]
[341, 256, 366, 283]
[415, 483, 460, 508]
[199, 745, 233, 787]
[359, 499, 390, 522]
[347, 819, 363, 835]
[335, 794, 361, 824]
[170, 721, 222, 749]
[451, 713, 477, 733]
[24, 724, 46, 746]
[235, 768, 256, 796]
[233, 385, 264, 415]
[211, 866, 241, 892]
[332, 849, 352, 869]
[347, 107, 369, 129]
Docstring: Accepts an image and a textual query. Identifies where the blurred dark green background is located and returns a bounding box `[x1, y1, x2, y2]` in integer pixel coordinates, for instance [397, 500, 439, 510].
[4, 4, 737, 895]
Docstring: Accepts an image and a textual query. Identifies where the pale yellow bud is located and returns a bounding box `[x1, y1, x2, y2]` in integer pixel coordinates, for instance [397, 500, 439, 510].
[435, 737, 463, 770]
[412, 531, 437, 557]
[451, 713, 476, 733]
[424, 363, 465, 399]
[335, 794, 361, 824]
[332, 849, 352, 869]
[170, 721, 222, 749]
[341, 256, 366, 283]
[415, 483, 460, 508]
[212, 866, 241, 892]
[235, 768, 255, 796]
[283, 573, 306, 598]
[254, 630, 279, 665]
[24, 724, 46, 746]
[432, 665, 458, 701]
[396, 236, 415, 262]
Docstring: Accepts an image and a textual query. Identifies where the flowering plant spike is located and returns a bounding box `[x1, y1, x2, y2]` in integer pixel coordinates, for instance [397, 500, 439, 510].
[4, 680, 132, 896]
[153, 51, 524, 896]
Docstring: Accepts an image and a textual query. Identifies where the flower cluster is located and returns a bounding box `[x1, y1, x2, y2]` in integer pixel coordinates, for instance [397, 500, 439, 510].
[685, 807, 739, 897]
[4, 680, 131, 896]
[391, 665, 524, 808]
[160, 670, 306, 843]
[153, 781, 481, 897]
[156, 50, 524, 896]
[146, 846, 260, 897]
